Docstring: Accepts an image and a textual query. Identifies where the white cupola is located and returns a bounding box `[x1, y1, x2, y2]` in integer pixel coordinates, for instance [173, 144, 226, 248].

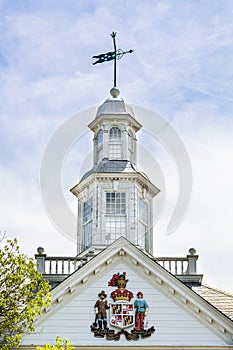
[70, 88, 160, 255]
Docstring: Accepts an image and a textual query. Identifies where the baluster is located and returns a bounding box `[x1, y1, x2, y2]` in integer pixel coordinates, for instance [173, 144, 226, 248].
[175, 260, 177, 275]
[49, 259, 52, 274]
[169, 260, 171, 272]
[62, 259, 64, 274]
[181, 260, 184, 274]
[68, 259, 71, 274]
[55, 259, 58, 274]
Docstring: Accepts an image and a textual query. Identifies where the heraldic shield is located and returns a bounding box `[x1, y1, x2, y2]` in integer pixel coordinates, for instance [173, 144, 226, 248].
[110, 301, 134, 329]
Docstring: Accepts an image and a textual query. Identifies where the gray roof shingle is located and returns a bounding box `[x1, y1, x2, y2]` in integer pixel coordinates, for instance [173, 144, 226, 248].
[193, 285, 233, 320]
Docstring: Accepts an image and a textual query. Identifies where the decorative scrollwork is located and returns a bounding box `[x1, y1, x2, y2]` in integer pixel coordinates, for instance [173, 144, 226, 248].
[90, 324, 155, 341]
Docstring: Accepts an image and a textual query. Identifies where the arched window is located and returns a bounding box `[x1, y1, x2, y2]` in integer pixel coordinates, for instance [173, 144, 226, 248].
[109, 127, 122, 159]
[97, 129, 103, 146]
[96, 130, 103, 162]
[128, 131, 134, 162]
[109, 127, 121, 140]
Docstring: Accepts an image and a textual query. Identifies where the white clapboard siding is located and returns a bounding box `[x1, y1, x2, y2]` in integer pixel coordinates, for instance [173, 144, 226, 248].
[21, 262, 228, 347]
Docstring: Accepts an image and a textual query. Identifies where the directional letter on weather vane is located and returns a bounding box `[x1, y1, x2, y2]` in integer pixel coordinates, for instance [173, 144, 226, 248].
[92, 32, 133, 87]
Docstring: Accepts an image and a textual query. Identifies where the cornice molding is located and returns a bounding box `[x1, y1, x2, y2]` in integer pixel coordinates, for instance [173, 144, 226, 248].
[88, 113, 142, 133]
[70, 172, 160, 197]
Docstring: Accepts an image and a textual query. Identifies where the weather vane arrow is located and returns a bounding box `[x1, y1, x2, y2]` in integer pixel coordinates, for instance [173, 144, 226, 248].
[92, 32, 134, 88]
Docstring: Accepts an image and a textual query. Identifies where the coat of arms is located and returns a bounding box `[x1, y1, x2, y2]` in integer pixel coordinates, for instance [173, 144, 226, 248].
[90, 272, 155, 340]
[110, 302, 134, 329]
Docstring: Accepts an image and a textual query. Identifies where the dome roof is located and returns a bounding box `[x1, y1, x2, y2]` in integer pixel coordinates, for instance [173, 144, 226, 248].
[80, 159, 149, 182]
[95, 97, 135, 119]
[88, 88, 141, 132]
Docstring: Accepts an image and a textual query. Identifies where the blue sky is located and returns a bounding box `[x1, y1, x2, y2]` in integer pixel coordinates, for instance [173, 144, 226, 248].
[1, 0, 233, 293]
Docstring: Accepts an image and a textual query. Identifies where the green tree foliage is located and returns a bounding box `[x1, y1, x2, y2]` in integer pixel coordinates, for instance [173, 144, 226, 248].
[37, 336, 74, 350]
[0, 236, 51, 349]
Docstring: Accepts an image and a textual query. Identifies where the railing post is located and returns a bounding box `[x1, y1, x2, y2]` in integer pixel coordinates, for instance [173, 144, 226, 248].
[187, 248, 198, 274]
[35, 247, 46, 274]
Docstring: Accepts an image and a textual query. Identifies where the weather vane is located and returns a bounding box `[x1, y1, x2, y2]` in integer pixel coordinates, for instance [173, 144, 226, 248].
[92, 32, 133, 88]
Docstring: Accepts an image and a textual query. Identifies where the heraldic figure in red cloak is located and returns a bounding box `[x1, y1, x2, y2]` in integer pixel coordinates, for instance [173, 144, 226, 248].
[94, 290, 110, 330]
[134, 291, 149, 331]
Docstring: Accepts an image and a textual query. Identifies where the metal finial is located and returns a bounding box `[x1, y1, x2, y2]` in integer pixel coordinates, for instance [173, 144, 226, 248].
[188, 248, 196, 256]
[37, 247, 45, 255]
[110, 87, 120, 98]
[92, 32, 134, 89]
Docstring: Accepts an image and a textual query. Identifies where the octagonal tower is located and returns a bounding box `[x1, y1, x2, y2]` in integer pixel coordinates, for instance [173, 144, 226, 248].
[70, 88, 160, 255]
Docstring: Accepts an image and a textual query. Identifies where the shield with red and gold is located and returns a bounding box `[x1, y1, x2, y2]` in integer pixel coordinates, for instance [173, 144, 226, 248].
[110, 301, 134, 329]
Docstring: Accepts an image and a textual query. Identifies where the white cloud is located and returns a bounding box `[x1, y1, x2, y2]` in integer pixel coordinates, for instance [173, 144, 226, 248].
[1, 0, 233, 294]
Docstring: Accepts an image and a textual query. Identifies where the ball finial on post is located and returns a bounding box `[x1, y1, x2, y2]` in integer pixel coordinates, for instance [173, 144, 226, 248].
[110, 87, 120, 98]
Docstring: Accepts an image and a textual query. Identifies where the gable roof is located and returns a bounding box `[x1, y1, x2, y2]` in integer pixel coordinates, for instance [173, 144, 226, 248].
[32, 237, 233, 345]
